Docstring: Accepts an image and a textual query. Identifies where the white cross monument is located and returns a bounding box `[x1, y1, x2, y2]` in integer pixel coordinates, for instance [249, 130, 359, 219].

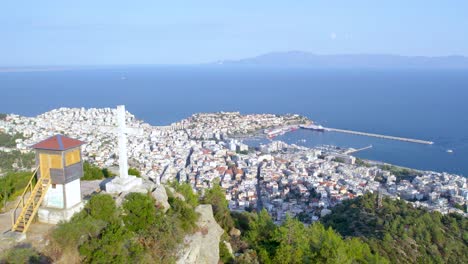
[105, 105, 144, 193]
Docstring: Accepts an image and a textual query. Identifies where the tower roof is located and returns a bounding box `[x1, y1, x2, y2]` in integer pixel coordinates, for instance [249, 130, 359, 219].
[31, 134, 85, 151]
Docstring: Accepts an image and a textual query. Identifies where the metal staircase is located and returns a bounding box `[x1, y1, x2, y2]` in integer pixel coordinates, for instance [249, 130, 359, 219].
[11, 167, 51, 233]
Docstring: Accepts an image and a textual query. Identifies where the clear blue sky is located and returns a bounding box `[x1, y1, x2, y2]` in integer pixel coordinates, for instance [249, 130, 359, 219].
[2, 1, 467, 66]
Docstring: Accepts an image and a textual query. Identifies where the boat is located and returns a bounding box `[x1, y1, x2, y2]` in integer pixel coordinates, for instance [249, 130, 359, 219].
[264, 125, 298, 138]
[300, 123, 325, 132]
[265, 128, 284, 138]
[447, 149, 453, 153]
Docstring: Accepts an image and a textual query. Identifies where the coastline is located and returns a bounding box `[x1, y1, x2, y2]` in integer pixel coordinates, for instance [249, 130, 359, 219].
[0, 108, 466, 219]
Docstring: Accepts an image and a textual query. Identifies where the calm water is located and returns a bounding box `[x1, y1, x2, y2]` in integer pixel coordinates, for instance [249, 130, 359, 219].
[1, 66, 467, 176]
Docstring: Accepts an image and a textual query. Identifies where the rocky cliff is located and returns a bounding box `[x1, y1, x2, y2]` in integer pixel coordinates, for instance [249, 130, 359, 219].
[177, 204, 224, 264]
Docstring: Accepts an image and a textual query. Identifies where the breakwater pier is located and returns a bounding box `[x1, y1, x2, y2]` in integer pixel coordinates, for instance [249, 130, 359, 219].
[345, 145, 373, 154]
[325, 127, 434, 145]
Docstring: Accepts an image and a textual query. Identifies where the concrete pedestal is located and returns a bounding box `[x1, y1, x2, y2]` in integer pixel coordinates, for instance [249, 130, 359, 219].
[38, 202, 84, 224]
[105, 176, 144, 194]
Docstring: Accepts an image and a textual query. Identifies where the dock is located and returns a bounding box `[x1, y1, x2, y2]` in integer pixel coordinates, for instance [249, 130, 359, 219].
[325, 127, 433, 145]
[345, 145, 373, 154]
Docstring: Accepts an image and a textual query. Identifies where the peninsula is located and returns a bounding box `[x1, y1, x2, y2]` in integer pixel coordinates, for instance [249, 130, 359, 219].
[1, 107, 466, 224]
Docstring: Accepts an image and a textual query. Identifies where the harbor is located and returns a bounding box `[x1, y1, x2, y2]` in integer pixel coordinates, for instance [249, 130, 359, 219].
[298, 123, 433, 145]
[324, 127, 434, 145]
[344, 145, 373, 154]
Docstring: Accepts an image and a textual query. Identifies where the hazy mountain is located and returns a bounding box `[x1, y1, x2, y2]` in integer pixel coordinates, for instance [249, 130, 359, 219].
[216, 51, 468, 68]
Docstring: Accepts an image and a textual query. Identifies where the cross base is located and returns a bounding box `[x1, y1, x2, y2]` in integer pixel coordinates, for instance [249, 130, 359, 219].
[105, 176, 144, 194]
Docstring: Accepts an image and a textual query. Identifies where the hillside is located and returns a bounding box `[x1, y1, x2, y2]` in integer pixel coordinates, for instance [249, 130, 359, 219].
[2, 181, 467, 263]
[322, 193, 468, 263]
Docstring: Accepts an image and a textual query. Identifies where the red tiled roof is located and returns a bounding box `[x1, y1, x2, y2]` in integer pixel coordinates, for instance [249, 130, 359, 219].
[31, 134, 85, 151]
[202, 149, 211, 155]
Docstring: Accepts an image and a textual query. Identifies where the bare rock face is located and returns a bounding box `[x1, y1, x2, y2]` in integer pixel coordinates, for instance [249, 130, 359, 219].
[177, 204, 224, 264]
[229, 227, 241, 237]
[151, 185, 170, 213]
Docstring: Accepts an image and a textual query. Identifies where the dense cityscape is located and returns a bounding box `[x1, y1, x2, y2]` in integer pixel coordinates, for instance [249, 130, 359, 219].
[1, 107, 466, 223]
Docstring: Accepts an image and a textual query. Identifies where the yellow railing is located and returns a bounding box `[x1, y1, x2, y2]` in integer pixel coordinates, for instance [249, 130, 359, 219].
[11, 167, 51, 233]
[11, 167, 38, 227]
[22, 176, 51, 233]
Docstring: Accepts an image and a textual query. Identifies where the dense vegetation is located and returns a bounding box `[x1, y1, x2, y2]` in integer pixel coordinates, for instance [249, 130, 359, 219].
[2, 174, 466, 264]
[355, 158, 421, 181]
[0, 171, 34, 211]
[198, 182, 385, 263]
[379, 164, 421, 181]
[202, 182, 234, 232]
[44, 191, 199, 263]
[322, 193, 468, 264]
[231, 210, 387, 263]
[0, 132, 25, 148]
[170, 181, 200, 207]
[0, 143, 35, 211]
[332, 157, 346, 163]
[209, 184, 467, 264]
[0, 113, 7, 120]
[82, 162, 139, 181]
[82, 162, 118, 180]
[355, 158, 372, 167]
[0, 150, 34, 172]
[0, 245, 49, 264]
[82, 162, 107, 181]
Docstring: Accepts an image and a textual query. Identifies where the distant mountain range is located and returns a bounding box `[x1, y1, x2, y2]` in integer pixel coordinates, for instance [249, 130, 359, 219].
[215, 51, 468, 68]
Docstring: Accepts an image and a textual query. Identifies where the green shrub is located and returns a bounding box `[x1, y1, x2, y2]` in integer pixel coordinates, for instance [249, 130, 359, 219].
[168, 197, 199, 233]
[171, 182, 199, 208]
[0, 245, 41, 264]
[51, 214, 106, 251]
[322, 193, 467, 263]
[128, 167, 141, 177]
[219, 241, 234, 264]
[138, 213, 184, 263]
[83, 194, 119, 222]
[0, 171, 34, 211]
[122, 193, 157, 233]
[235, 249, 260, 264]
[203, 183, 234, 232]
[79, 222, 143, 264]
[0, 150, 34, 171]
[46, 186, 203, 263]
[240, 210, 386, 264]
[0, 132, 25, 148]
[82, 162, 105, 181]
[102, 168, 116, 178]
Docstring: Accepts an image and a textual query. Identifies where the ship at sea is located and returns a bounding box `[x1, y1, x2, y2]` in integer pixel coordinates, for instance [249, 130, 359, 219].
[299, 123, 326, 132]
[264, 125, 298, 139]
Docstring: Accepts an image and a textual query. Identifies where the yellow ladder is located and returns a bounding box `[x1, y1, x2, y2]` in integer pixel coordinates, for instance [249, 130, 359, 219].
[11, 167, 51, 233]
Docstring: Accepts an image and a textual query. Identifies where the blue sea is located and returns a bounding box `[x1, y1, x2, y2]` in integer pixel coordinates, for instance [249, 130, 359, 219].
[1, 66, 468, 176]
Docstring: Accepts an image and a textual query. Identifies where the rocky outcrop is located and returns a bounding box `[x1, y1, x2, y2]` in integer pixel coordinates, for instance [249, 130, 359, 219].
[177, 205, 224, 264]
[229, 227, 241, 237]
[152, 185, 170, 213]
[167, 186, 186, 202]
